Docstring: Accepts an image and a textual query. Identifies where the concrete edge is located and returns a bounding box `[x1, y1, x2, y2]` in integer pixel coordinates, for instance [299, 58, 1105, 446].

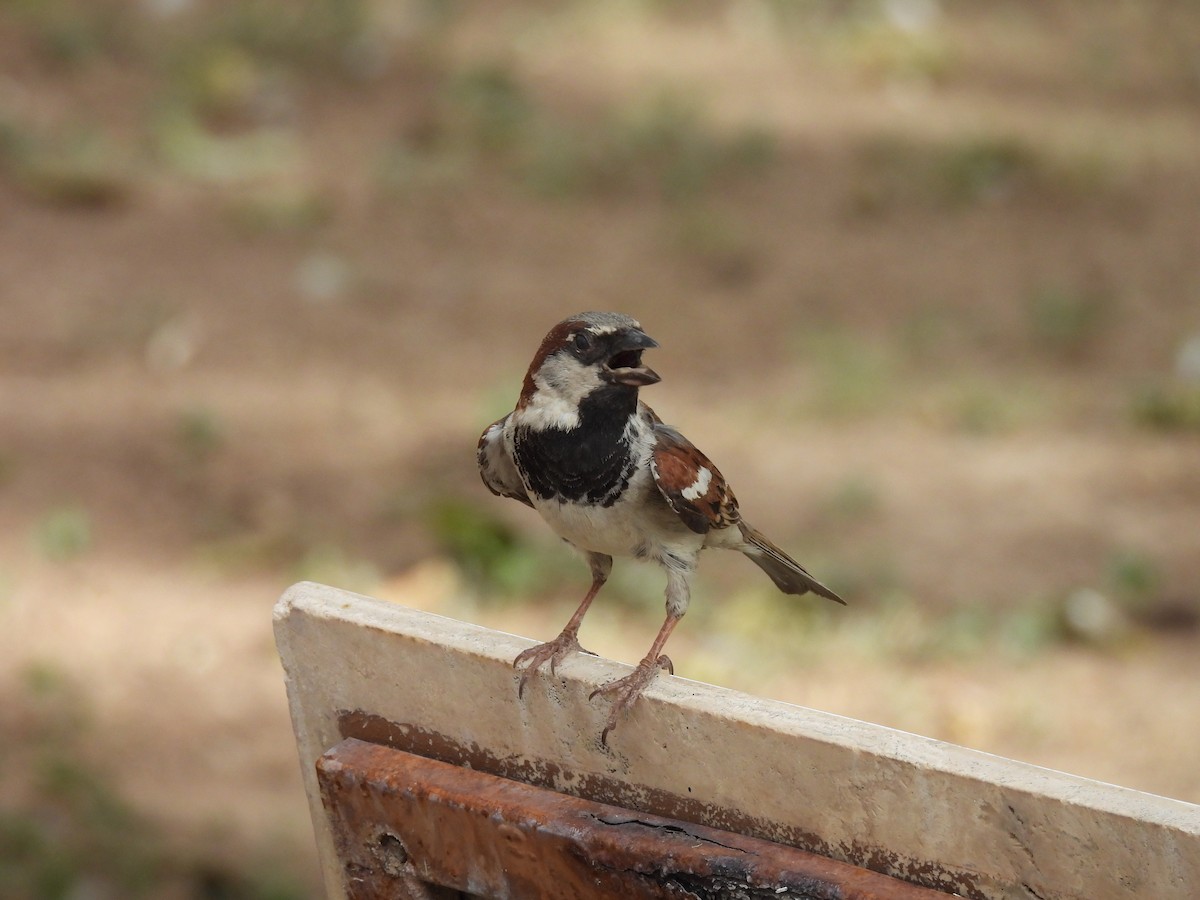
[274, 580, 1198, 834]
[273, 581, 1200, 900]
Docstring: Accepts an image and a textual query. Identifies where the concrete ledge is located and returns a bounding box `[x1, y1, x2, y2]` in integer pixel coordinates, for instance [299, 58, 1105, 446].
[274, 581, 1200, 900]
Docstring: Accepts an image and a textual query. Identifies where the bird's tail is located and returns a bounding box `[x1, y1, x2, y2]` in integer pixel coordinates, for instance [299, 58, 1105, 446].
[739, 523, 846, 605]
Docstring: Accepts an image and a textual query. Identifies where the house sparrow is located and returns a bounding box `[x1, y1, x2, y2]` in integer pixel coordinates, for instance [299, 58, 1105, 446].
[478, 312, 844, 743]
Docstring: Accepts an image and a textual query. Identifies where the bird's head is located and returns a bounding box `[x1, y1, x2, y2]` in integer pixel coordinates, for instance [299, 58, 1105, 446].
[517, 312, 660, 428]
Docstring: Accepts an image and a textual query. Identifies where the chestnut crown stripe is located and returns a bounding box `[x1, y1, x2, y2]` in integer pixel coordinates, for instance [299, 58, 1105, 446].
[517, 319, 581, 410]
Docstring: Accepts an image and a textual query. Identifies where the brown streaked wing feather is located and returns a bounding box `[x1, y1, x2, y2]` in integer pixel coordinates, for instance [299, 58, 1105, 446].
[477, 415, 533, 508]
[650, 422, 739, 535]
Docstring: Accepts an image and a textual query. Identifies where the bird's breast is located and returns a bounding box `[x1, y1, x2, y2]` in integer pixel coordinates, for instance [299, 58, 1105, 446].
[506, 400, 699, 560]
[509, 418, 639, 509]
[529, 467, 696, 560]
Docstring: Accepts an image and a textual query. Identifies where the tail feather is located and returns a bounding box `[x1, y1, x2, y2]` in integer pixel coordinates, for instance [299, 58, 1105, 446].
[740, 524, 846, 605]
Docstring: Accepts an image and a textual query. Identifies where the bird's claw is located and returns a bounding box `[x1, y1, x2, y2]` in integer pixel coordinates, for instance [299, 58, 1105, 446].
[513, 632, 589, 698]
[590, 654, 673, 746]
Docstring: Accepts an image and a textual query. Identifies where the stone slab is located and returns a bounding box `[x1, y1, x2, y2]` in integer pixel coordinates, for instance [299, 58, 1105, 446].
[273, 581, 1200, 900]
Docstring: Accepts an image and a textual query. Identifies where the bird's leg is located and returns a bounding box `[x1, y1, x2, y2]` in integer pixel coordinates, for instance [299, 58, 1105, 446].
[514, 553, 611, 698]
[590, 563, 690, 745]
[590, 612, 680, 745]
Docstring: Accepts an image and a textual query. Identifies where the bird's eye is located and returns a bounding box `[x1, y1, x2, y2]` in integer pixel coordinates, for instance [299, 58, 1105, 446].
[573, 332, 592, 352]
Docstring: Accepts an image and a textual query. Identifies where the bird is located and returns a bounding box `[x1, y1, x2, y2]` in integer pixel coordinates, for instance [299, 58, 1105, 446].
[477, 311, 844, 744]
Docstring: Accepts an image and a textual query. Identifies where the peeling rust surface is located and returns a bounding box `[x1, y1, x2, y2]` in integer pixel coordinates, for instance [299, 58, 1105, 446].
[338, 709, 980, 898]
[317, 737, 953, 900]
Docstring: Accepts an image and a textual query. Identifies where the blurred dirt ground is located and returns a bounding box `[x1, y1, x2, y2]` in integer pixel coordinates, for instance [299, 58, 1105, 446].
[2, 1, 1199, 897]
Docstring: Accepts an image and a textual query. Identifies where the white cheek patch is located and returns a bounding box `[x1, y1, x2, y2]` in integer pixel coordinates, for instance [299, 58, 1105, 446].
[680, 466, 712, 501]
[521, 385, 580, 430]
[520, 354, 608, 430]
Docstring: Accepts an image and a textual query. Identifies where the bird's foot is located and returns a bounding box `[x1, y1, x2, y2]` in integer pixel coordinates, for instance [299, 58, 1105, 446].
[589, 654, 673, 746]
[513, 630, 594, 698]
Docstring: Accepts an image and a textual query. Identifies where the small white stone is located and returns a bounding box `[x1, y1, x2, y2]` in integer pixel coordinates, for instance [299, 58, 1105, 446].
[296, 253, 351, 305]
[1175, 333, 1200, 381]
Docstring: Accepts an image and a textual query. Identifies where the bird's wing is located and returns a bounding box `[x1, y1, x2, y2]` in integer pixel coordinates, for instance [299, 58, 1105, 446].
[477, 415, 533, 508]
[648, 417, 740, 535]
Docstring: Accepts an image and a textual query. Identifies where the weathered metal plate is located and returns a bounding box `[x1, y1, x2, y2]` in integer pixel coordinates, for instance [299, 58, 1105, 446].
[317, 737, 951, 900]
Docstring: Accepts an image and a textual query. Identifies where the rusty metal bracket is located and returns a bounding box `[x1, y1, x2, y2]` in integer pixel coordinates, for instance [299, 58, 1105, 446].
[317, 738, 952, 900]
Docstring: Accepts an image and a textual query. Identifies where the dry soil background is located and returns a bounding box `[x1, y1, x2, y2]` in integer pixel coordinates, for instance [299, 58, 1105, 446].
[2, 1, 1199, 896]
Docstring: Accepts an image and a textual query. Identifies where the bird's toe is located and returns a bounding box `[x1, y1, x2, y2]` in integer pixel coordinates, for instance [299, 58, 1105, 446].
[513, 631, 589, 696]
[590, 655, 672, 744]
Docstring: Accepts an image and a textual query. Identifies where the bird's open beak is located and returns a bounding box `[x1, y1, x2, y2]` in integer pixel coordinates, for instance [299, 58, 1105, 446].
[602, 328, 660, 387]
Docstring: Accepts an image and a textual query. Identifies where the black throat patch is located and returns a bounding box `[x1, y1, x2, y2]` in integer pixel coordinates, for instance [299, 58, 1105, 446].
[513, 389, 639, 507]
